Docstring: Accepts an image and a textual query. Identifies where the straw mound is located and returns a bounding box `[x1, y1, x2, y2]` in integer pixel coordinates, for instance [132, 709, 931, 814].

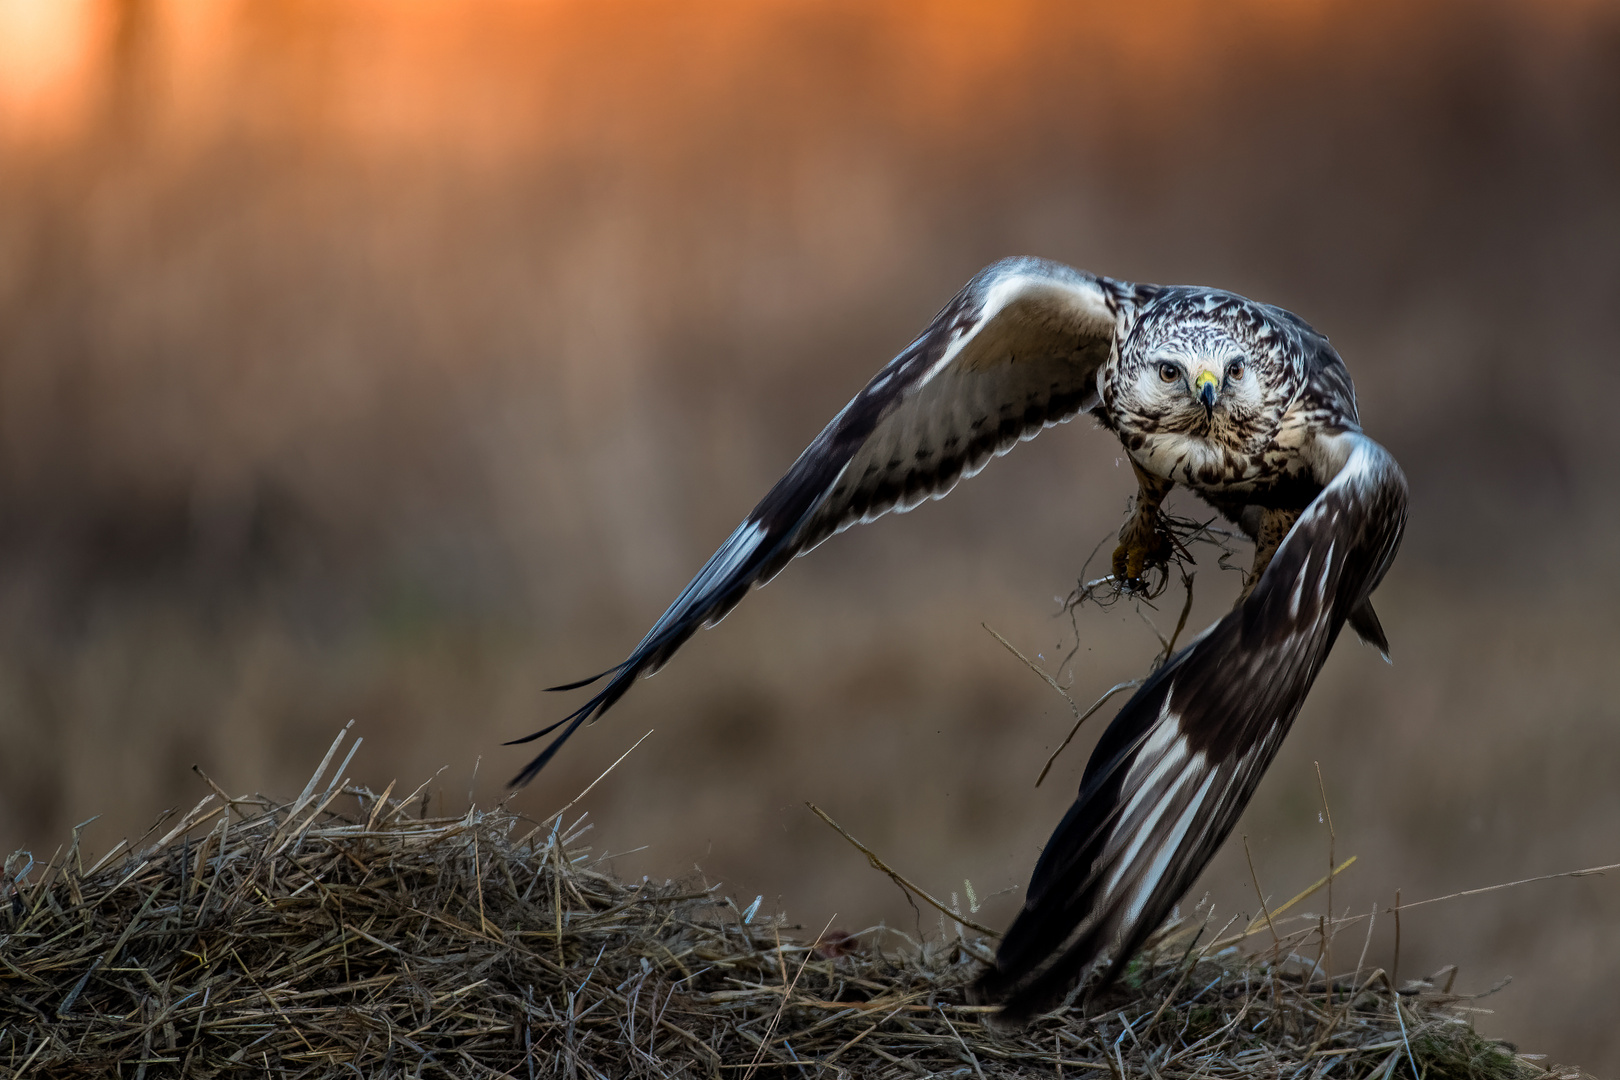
[0, 737, 1575, 1079]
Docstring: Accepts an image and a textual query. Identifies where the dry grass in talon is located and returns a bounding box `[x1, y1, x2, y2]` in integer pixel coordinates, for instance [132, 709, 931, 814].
[1, 728, 1591, 1079]
[1064, 510, 1247, 611]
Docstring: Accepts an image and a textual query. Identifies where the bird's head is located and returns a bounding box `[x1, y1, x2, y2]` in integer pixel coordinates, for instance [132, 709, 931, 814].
[1111, 290, 1296, 448]
[1145, 333, 1256, 428]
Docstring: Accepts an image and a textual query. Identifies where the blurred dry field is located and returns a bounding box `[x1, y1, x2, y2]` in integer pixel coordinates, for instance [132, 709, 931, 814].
[1, 0, 1618, 1069]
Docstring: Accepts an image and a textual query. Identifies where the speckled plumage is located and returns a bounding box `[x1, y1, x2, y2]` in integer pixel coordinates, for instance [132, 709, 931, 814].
[1101, 287, 1352, 516]
[512, 257, 1408, 1026]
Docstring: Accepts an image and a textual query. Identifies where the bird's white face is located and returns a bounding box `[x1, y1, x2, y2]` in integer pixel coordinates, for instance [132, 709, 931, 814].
[1105, 304, 1299, 490]
[1131, 327, 1264, 436]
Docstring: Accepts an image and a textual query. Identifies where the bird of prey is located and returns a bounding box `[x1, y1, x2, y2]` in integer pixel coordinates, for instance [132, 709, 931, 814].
[511, 257, 1407, 1023]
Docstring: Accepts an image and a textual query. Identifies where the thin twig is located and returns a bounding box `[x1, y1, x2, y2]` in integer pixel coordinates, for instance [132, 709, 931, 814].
[1392, 985, 1420, 1080]
[1208, 856, 1358, 951]
[937, 1004, 987, 1080]
[741, 917, 836, 1080]
[542, 729, 655, 828]
[1392, 888, 1401, 991]
[805, 803, 999, 938]
[982, 623, 1080, 718]
[1388, 860, 1620, 913]
[1156, 566, 1196, 667]
[1035, 679, 1142, 788]
[1315, 761, 1336, 1008]
[1242, 835, 1280, 951]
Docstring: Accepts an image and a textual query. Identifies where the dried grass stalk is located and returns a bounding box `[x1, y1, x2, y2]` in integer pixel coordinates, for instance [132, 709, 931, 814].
[0, 736, 1586, 1079]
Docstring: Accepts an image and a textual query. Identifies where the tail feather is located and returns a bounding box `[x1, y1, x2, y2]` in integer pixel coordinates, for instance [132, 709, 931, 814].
[1347, 598, 1389, 660]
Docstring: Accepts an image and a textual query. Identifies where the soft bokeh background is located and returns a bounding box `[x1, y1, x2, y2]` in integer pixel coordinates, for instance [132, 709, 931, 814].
[2, 0, 1618, 1067]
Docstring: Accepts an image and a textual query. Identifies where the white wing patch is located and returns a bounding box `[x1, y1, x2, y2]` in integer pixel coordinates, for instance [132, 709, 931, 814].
[913, 270, 1035, 389]
[1290, 559, 1309, 618]
[1123, 769, 1219, 927]
[1316, 539, 1336, 604]
[1103, 748, 1207, 902]
[1116, 729, 1188, 827]
[690, 522, 769, 627]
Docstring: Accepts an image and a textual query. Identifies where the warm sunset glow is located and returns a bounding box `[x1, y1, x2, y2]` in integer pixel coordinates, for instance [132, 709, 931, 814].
[0, 0, 100, 136]
[0, 0, 1595, 154]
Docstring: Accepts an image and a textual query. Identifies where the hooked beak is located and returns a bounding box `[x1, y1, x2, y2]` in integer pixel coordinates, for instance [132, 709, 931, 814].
[1195, 370, 1219, 412]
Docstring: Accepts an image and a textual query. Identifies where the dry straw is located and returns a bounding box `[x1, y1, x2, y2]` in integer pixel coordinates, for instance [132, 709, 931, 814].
[0, 727, 1587, 1078]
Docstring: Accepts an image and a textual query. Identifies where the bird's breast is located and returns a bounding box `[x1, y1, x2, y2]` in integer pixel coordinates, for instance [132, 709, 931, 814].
[1125, 428, 1308, 498]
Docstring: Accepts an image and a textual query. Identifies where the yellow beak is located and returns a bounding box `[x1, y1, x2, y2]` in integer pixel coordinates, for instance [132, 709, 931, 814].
[1195, 370, 1219, 409]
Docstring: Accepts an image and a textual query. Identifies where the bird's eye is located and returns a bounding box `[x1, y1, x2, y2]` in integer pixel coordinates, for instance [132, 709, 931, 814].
[1157, 362, 1179, 383]
[1227, 359, 1245, 381]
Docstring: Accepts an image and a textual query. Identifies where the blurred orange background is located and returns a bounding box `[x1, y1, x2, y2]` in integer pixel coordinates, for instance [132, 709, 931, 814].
[2, 0, 1618, 1068]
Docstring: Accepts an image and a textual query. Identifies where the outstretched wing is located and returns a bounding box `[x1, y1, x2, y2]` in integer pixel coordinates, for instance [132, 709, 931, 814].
[509, 257, 1160, 787]
[972, 429, 1407, 1023]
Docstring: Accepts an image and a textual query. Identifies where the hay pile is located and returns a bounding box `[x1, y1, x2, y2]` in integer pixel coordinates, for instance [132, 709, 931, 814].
[0, 732, 1574, 1079]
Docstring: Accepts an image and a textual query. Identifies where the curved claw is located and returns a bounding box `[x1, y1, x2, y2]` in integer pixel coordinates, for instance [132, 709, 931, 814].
[1111, 509, 1175, 585]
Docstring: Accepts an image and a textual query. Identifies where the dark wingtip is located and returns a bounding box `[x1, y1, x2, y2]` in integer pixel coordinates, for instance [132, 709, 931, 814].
[545, 662, 629, 693]
[965, 938, 1074, 1031]
[503, 713, 572, 746]
[506, 707, 593, 789]
[506, 670, 642, 787]
[966, 972, 1027, 1030]
[545, 675, 601, 692]
[966, 970, 1065, 1032]
[966, 911, 1132, 1030]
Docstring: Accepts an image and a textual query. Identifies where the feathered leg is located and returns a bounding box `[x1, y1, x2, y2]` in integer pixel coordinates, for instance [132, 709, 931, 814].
[1111, 464, 1176, 585]
[1241, 506, 1389, 658]
[1238, 507, 1299, 603]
